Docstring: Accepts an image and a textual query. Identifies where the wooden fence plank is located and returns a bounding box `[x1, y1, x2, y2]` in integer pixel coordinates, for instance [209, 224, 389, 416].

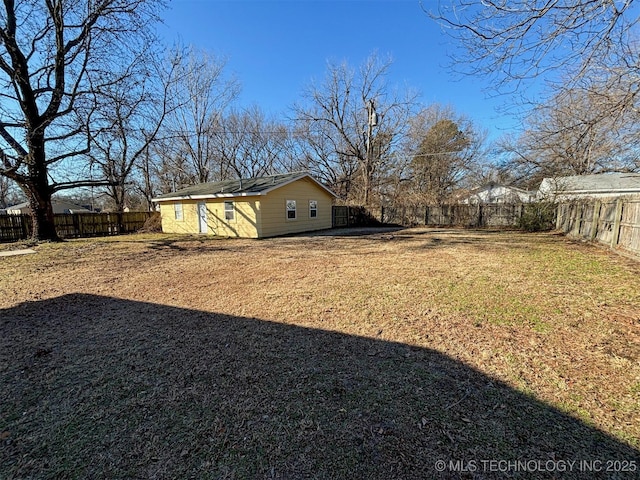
[380, 203, 525, 228]
[0, 212, 151, 243]
[556, 198, 640, 257]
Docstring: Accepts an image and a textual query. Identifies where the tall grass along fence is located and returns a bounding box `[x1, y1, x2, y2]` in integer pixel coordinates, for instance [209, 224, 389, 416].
[380, 203, 526, 228]
[0, 212, 152, 243]
[556, 197, 640, 257]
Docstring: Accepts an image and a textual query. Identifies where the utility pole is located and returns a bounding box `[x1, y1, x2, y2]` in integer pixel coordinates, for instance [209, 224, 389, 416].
[364, 99, 378, 206]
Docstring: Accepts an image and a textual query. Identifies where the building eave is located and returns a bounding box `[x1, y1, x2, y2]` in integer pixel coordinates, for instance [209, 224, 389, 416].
[152, 192, 265, 203]
[554, 188, 640, 196]
[152, 173, 338, 203]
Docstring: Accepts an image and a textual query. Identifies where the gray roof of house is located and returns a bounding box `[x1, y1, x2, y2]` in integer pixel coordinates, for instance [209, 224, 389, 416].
[153, 172, 336, 201]
[540, 173, 640, 194]
[469, 183, 533, 195]
[7, 200, 92, 212]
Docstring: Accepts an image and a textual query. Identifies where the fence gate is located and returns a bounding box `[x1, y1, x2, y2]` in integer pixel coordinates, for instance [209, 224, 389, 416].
[332, 206, 348, 227]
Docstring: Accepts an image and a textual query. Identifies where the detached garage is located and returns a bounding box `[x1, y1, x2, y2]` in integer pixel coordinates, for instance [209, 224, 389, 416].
[152, 172, 336, 238]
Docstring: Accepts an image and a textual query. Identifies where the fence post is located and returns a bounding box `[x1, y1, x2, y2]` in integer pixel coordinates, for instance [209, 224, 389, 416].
[611, 199, 624, 248]
[21, 214, 29, 239]
[590, 200, 601, 241]
[73, 214, 80, 237]
[555, 203, 563, 231]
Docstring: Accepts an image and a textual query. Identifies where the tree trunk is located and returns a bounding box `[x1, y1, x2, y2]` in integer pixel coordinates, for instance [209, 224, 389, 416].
[25, 183, 59, 242]
[25, 142, 61, 242]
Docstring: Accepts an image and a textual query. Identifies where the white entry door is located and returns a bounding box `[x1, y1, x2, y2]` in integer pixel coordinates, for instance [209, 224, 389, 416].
[197, 202, 208, 234]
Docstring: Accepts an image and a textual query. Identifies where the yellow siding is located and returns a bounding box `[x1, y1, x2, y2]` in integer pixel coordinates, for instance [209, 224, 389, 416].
[208, 199, 260, 238]
[159, 199, 260, 238]
[258, 177, 333, 237]
[159, 201, 199, 235]
[158, 177, 333, 238]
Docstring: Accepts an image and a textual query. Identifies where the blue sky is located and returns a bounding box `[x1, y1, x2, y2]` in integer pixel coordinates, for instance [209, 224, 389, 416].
[160, 0, 520, 141]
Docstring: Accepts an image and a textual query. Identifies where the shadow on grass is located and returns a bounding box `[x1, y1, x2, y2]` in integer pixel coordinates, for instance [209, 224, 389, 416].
[376, 228, 573, 252]
[279, 226, 405, 239]
[140, 236, 235, 254]
[1, 295, 638, 479]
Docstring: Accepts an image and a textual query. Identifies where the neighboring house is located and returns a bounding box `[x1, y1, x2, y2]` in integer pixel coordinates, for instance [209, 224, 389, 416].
[459, 183, 536, 204]
[152, 172, 336, 238]
[6, 200, 92, 215]
[538, 173, 640, 201]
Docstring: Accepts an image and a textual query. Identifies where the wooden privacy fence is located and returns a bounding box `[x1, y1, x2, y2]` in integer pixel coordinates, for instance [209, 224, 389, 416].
[0, 212, 152, 243]
[380, 203, 526, 228]
[556, 198, 640, 257]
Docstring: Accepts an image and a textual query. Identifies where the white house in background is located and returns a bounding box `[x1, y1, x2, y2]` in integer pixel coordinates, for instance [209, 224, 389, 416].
[6, 200, 92, 215]
[538, 173, 640, 201]
[459, 183, 536, 204]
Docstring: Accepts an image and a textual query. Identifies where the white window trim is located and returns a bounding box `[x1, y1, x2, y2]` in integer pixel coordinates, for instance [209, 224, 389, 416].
[286, 200, 297, 220]
[174, 202, 183, 221]
[309, 200, 318, 219]
[224, 201, 235, 221]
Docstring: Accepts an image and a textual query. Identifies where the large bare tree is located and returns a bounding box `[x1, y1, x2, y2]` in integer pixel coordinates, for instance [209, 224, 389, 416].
[163, 48, 240, 185]
[433, 1, 640, 184]
[293, 53, 417, 205]
[89, 53, 179, 212]
[209, 106, 296, 180]
[0, 0, 164, 240]
[432, 1, 639, 90]
[499, 83, 640, 187]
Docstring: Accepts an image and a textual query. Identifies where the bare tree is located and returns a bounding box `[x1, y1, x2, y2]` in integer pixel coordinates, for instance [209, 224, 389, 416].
[210, 106, 295, 180]
[0, 175, 21, 208]
[89, 53, 180, 212]
[149, 144, 197, 196]
[432, 1, 639, 91]
[404, 105, 485, 204]
[135, 147, 159, 212]
[433, 1, 640, 186]
[0, 0, 164, 240]
[164, 48, 240, 184]
[294, 53, 417, 205]
[500, 82, 640, 187]
[293, 115, 360, 201]
[0, 175, 10, 209]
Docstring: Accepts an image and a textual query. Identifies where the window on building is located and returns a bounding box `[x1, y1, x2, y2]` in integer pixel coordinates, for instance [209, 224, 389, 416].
[309, 200, 318, 218]
[224, 201, 234, 221]
[174, 203, 183, 221]
[286, 200, 296, 219]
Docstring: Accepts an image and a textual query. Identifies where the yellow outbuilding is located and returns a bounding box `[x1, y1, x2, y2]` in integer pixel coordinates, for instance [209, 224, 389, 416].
[152, 172, 336, 238]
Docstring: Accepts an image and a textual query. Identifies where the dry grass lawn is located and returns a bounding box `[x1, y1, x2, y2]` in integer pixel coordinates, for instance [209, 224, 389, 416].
[1, 227, 639, 479]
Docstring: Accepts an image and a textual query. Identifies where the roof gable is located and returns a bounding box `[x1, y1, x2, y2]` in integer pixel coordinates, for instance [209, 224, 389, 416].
[152, 172, 336, 202]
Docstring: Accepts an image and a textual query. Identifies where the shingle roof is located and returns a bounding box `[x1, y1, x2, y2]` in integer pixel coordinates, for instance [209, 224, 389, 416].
[152, 172, 336, 201]
[7, 200, 92, 213]
[540, 173, 640, 195]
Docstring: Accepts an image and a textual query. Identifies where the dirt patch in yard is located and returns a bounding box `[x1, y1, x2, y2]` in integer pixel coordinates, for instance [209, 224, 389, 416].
[1, 228, 639, 479]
